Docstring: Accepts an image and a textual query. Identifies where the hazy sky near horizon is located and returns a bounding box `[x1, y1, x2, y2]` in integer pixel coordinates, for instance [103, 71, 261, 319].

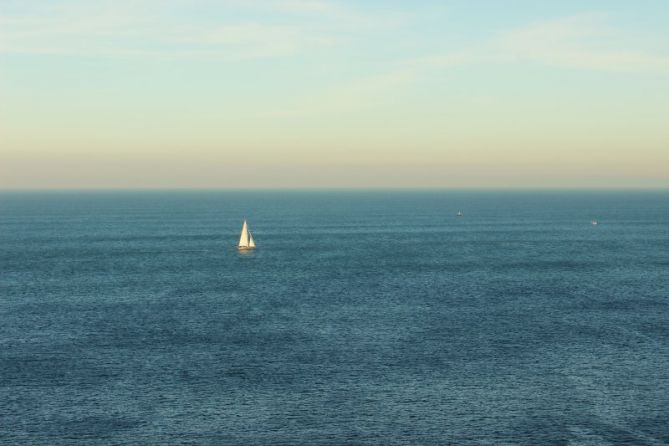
[1, 0, 668, 188]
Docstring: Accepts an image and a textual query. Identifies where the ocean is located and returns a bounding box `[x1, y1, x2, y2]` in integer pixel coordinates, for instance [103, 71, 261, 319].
[1, 190, 668, 445]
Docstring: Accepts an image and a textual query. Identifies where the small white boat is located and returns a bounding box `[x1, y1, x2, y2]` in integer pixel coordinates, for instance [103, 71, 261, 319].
[591, 220, 598, 226]
[456, 211, 463, 217]
[238, 220, 256, 250]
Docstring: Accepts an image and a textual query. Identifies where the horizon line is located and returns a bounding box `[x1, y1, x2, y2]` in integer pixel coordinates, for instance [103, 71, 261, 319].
[2, 186, 668, 193]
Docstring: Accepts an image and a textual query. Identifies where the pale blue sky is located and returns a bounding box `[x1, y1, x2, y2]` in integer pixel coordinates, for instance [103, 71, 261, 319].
[1, 0, 668, 188]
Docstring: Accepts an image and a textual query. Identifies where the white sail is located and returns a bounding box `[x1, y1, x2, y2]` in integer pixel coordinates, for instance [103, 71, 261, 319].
[238, 220, 249, 247]
[248, 232, 256, 248]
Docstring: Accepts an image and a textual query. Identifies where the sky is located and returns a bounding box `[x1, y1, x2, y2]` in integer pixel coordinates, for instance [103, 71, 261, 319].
[1, 0, 668, 189]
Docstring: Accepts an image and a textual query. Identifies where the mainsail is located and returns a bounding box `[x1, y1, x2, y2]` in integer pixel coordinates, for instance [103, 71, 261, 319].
[239, 220, 249, 248]
[238, 220, 256, 249]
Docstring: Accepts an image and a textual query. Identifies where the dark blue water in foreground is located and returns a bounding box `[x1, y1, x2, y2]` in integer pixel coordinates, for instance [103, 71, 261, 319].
[1, 190, 668, 445]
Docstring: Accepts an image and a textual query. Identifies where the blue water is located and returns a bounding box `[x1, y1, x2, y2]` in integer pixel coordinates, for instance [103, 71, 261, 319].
[1, 190, 668, 445]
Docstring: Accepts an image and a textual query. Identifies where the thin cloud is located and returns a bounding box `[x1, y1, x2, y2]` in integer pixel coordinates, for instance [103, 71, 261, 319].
[0, 1, 335, 59]
[271, 0, 339, 14]
[496, 14, 669, 73]
[370, 13, 669, 84]
[272, 13, 669, 118]
[0, 0, 411, 58]
[244, 0, 409, 29]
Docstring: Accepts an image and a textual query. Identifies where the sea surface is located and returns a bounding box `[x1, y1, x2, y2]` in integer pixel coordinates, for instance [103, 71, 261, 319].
[1, 190, 668, 445]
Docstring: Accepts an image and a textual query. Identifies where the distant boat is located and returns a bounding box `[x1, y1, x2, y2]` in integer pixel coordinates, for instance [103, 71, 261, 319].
[591, 220, 599, 226]
[238, 220, 256, 250]
[456, 211, 463, 217]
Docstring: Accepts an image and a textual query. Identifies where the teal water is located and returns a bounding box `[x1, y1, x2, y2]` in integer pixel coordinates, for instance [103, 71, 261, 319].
[1, 190, 668, 445]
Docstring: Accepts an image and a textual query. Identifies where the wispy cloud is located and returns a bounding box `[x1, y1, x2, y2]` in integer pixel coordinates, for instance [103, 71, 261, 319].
[0, 0, 406, 59]
[269, 13, 669, 118]
[270, 0, 339, 14]
[363, 13, 669, 94]
[245, 0, 409, 28]
[495, 14, 669, 73]
[0, 1, 329, 59]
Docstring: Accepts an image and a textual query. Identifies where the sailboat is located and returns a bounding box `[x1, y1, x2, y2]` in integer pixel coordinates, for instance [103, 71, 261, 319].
[238, 220, 256, 250]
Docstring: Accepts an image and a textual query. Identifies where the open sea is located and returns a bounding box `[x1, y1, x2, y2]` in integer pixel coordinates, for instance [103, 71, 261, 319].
[1, 190, 668, 445]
